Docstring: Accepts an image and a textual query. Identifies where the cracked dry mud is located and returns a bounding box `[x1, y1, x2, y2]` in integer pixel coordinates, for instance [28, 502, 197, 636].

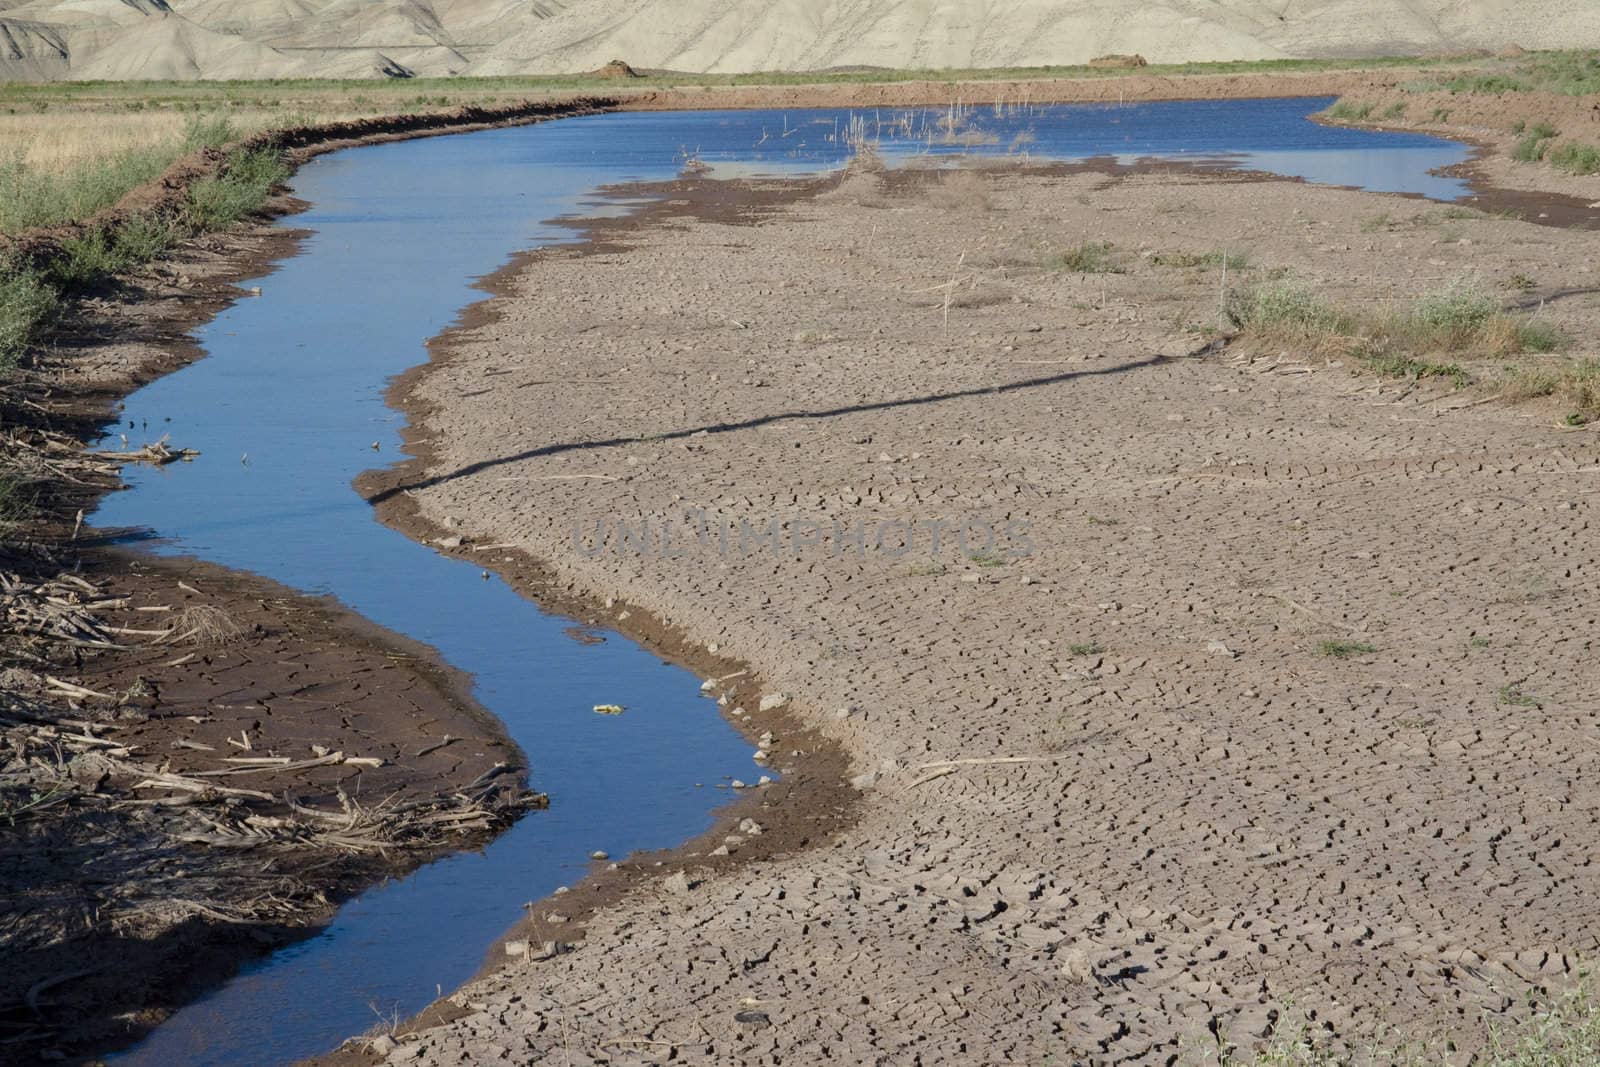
[381, 164, 1598, 1062]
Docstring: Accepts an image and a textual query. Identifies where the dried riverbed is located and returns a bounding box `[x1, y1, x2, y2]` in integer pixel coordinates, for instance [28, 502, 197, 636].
[375, 158, 1600, 1062]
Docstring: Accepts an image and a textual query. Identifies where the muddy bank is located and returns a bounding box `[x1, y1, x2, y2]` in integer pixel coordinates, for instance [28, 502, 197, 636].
[0, 550, 529, 1056]
[365, 153, 1599, 1062]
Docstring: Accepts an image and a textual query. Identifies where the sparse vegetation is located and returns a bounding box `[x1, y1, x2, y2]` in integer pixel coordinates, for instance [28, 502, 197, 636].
[1499, 685, 1542, 708]
[1512, 123, 1560, 163]
[968, 549, 1009, 567]
[1066, 641, 1102, 656]
[1362, 353, 1471, 388]
[1548, 141, 1600, 176]
[185, 146, 292, 232]
[1152, 249, 1249, 270]
[1324, 99, 1374, 121]
[1230, 277, 1564, 382]
[0, 264, 58, 370]
[1225, 281, 1353, 343]
[1046, 240, 1121, 274]
[1502, 358, 1600, 423]
[1219, 979, 1600, 1064]
[1318, 639, 1376, 659]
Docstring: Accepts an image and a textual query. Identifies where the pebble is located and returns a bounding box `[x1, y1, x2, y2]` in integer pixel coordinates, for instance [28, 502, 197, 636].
[1206, 640, 1239, 659]
[664, 871, 693, 894]
[758, 692, 790, 712]
[730, 779, 747, 789]
[504, 940, 529, 957]
[369, 1035, 397, 1056]
[590, 850, 609, 860]
[739, 818, 764, 835]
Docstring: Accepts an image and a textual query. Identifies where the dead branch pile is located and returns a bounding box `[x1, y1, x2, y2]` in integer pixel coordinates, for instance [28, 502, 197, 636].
[0, 570, 128, 651]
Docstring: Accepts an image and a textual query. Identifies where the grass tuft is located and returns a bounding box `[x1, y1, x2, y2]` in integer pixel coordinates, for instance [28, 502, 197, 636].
[1046, 240, 1121, 274]
[1324, 99, 1373, 121]
[1225, 281, 1353, 343]
[1318, 639, 1376, 659]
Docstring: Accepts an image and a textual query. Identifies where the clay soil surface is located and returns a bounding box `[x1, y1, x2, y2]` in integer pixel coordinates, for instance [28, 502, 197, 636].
[369, 159, 1600, 1063]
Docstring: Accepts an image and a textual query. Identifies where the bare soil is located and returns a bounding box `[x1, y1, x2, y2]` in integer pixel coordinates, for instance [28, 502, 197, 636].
[363, 155, 1600, 1063]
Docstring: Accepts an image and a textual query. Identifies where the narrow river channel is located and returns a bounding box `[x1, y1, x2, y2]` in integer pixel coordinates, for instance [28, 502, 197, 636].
[98, 99, 1471, 1064]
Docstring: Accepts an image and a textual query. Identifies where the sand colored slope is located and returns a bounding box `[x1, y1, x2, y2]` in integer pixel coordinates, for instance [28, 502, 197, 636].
[2, 0, 1596, 81]
[471, 0, 1600, 74]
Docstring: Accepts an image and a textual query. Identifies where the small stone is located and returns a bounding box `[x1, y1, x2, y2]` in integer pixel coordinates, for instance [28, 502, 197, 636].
[735, 1010, 772, 1029]
[850, 769, 880, 790]
[554, 885, 570, 895]
[739, 818, 764, 835]
[1206, 640, 1239, 659]
[546, 913, 569, 923]
[710, 844, 730, 856]
[700, 678, 717, 691]
[438, 535, 463, 549]
[960, 574, 983, 584]
[730, 779, 747, 789]
[758, 693, 790, 712]
[664, 871, 693, 894]
[504, 940, 529, 957]
[758, 775, 772, 785]
[835, 706, 855, 719]
[1060, 949, 1096, 983]
[590, 850, 609, 860]
[1019, 575, 1036, 585]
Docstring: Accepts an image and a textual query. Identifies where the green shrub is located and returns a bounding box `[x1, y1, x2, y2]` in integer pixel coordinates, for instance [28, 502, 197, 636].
[184, 146, 289, 232]
[1516, 319, 1564, 353]
[1512, 123, 1560, 163]
[1226, 281, 1351, 339]
[1411, 278, 1498, 334]
[0, 264, 58, 369]
[1550, 142, 1600, 176]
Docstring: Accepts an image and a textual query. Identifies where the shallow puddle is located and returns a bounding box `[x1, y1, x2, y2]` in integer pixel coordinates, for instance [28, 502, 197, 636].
[99, 100, 1471, 1064]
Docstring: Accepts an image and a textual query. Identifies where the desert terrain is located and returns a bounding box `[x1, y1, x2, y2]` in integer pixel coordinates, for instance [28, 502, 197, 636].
[2, 0, 1599, 81]
[3, 49, 1600, 1067]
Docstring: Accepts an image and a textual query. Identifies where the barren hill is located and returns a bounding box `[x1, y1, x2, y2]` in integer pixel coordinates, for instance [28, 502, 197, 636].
[1, 0, 1596, 83]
